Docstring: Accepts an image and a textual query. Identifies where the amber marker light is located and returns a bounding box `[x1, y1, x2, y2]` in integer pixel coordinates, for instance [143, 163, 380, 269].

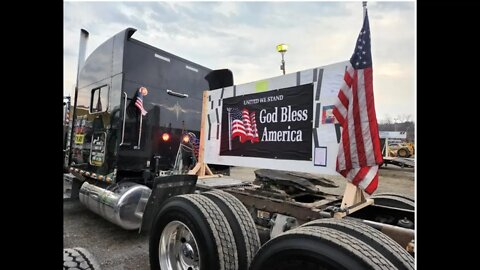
[162, 133, 170, 142]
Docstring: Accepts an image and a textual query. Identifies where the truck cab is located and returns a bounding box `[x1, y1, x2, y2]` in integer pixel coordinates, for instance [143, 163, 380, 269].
[68, 28, 213, 187]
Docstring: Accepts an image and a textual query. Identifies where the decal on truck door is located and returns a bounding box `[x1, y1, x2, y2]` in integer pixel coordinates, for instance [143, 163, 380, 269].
[90, 132, 106, 166]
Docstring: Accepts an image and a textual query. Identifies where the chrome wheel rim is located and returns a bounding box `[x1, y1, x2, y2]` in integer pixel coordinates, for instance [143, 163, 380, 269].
[159, 221, 201, 270]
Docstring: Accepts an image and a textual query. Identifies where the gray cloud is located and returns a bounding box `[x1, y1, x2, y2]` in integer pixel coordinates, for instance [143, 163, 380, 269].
[64, 1, 415, 121]
[136, 2, 184, 24]
[371, 1, 414, 11]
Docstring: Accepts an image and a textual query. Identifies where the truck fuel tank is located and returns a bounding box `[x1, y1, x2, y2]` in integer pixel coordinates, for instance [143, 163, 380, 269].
[79, 181, 151, 230]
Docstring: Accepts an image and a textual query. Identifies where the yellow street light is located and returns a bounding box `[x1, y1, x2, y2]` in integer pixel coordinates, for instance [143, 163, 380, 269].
[276, 43, 288, 75]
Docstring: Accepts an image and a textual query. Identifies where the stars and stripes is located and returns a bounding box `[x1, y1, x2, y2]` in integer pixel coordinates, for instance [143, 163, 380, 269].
[135, 89, 147, 116]
[332, 10, 382, 195]
[190, 133, 200, 160]
[230, 107, 260, 143]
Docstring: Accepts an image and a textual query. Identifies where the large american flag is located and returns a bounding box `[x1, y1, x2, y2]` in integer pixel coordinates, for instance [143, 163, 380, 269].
[135, 90, 147, 116]
[230, 107, 260, 143]
[332, 10, 383, 195]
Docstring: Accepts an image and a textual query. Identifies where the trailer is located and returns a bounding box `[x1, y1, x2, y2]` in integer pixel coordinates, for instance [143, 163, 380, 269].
[380, 132, 415, 168]
[65, 28, 415, 270]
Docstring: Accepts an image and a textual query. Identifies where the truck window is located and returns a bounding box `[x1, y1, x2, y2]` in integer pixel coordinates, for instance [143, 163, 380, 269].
[90, 85, 109, 113]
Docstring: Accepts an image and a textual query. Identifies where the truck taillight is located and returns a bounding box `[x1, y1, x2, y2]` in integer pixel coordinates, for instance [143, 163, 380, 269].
[162, 133, 170, 142]
[182, 135, 190, 144]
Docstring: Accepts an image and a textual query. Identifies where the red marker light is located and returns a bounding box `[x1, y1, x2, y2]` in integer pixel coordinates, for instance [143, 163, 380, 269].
[162, 133, 170, 141]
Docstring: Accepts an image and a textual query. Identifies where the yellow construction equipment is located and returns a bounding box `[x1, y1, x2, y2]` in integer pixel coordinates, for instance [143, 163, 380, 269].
[389, 142, 415, 158]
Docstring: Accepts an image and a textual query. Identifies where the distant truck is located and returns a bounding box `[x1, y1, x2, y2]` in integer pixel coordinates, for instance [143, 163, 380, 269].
[66, 28, 414, 270]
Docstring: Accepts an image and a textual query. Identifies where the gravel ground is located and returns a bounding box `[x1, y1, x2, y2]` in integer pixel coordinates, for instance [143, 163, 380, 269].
[64, 165, 414, 270]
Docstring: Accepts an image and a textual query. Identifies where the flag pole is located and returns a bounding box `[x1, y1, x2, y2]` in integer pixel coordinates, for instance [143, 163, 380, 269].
[334, 1, 374, 219]
[227, 108, 232, 151]
[363, 1, 367, 19]
[188, 91, 215, 177]
[137, 114, 143, 149]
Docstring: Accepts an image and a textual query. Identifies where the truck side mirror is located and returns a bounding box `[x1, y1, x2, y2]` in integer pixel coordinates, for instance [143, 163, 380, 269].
[205, 69, 234, 90]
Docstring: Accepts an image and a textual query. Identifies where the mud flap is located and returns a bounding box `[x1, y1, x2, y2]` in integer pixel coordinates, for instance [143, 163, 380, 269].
[70, 177, 83, 200]
[139, 174, 197, 234]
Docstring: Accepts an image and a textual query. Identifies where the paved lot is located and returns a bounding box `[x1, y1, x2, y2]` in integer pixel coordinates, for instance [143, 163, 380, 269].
[64, 165, 414, 270]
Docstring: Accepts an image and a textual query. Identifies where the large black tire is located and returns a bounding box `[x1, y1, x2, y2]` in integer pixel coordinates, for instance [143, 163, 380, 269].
[64, 247, 101, 270]
[249, 226, 395, 270]
[372, 192, 414, 202]
[301, 218, 414, 270]
[371, 193, 415, 210]
[203, 190, 261, 270]
[149, 194, 238, 270]
[397, 148, 410, 158]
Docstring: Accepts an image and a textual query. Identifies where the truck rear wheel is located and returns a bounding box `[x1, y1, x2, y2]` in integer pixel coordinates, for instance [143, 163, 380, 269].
[371, 193, 415, 210]
[203, 190, 261, 270]
[149, 194, 238, 270]
[373, 192, 414, 203]
[301, 218, 414, 270]
[64, 247, 101, 270]
[249, 226, 395, 270]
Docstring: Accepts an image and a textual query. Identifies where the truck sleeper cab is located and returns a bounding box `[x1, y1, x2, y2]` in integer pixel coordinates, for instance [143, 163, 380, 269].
[69, 28, 216, 187]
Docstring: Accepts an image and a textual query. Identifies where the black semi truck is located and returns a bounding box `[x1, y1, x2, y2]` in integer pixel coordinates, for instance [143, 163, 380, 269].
[66, 28, 231, 190]
[66, 28, 414, 270]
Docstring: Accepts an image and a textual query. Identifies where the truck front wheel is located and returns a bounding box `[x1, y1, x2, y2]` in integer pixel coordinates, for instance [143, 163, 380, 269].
[149, 194, 238, 270]
[203, 190, 261, 270]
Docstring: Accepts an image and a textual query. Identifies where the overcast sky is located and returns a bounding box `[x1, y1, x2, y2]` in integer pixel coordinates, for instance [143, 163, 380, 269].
[64, 1, 415, 122]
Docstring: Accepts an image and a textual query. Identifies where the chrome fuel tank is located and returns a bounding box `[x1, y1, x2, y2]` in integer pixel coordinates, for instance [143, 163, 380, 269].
[79, 181, 151, 230]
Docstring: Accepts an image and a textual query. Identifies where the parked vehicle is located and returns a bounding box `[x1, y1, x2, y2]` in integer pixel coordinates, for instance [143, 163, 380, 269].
[389, 142, 415, 158]
[66, 28, 414, 270]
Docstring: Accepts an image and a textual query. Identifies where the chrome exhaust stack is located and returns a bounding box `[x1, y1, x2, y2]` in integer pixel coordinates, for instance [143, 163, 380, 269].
[79, 182, 151, 230]
[77, 29, 89, 77]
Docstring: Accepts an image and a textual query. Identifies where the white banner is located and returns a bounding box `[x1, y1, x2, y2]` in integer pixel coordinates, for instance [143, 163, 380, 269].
[203, 61, 348, 176]
[379, 131, 407, 139]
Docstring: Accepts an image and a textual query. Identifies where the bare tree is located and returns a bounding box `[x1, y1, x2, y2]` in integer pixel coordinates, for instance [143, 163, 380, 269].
[377, 114, 415, 142]
[381, 114, 392, 124]
[397, 114, 412, 123]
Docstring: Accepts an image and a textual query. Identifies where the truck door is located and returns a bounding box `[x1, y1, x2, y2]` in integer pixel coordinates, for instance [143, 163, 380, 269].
[87, 85, 110, 173]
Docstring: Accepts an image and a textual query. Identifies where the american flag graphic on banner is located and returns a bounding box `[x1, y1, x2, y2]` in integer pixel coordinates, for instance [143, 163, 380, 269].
[135, 90, 147, 116]
[332, 10, 383, 195]
[230, 107, 260, 143]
